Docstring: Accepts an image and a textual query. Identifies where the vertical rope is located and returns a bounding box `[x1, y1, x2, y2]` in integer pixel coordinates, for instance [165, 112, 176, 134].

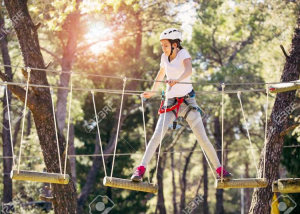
[63, 73, 73, 179]
[140, 95, 150, 183]
[237, 91, 258, 173]
[50, 87, 62, 174]
[199, 144, 217, 180]
[110, 77, 127, 181]
[221, 83, 225, 181]
[5, 83, 15, 166]
[155, 86, 169, 183]
[17, 69, 31, 174]
[92, 90, 107, 177]
[263, 84, 269, 179]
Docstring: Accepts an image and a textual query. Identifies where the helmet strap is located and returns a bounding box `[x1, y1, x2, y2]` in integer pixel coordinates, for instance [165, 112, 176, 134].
[168, 41, 174, 62]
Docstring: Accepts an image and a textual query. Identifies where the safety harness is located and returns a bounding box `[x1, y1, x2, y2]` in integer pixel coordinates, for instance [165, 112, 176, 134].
[158, 89, 204, 130]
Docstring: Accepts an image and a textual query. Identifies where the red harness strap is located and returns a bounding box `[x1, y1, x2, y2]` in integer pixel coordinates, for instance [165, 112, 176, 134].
[158, 97, 185, 117]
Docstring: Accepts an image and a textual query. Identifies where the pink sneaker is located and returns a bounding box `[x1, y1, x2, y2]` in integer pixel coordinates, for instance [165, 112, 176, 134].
[131, 166, 146, 182]
[216, 167, 233, 181]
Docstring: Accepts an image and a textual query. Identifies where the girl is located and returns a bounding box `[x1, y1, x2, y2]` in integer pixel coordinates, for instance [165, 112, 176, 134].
[131, 28, 232, 182]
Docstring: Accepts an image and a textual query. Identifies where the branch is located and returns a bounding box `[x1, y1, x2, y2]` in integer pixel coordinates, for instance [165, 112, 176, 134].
[12, 62, 20, 78]
[195, 176, 203, 199]
[280, 124, 300, 138]
[238, 124, 261, 148]
[225, 33, 253, 66]
[211, 27, 223, 66]
[0, 70, 36, 110]
[45, 61, 52, 69]
[33, 22, 41, 33]
[280, 45, 290, 60]
[75, 40, 104, 54]
[40, 47, 61, 62]
[164, 127, 185, 152]
[224, 119, 238, 134]
[184, 141, 198, 168]
[139, 2, 160, 11]
[21, 68, 28, 79]
[75, 26, 162, 55]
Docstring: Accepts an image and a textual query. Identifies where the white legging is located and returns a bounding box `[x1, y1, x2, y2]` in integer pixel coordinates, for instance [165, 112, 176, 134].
[141, 96, 221, 169]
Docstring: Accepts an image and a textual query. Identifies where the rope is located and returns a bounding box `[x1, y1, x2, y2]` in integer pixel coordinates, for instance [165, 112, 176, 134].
[91, 90, 107, 177]
[0, 80, 269, 95]
[4, 83, 15, 166]
[237, 91, 259, 173]
[1, 144, 300, 159]
[110, 77, 127, 181]
[263, 84, 269, 179]
[63, 73, 73, 179]
[140, 95, 150, 183]
[154, 86, 169, 184]
[0, 81, 144, 95]
[0, 63, 290, 86]
[17, 69, 31, 174]
[221, 83, 225, 181]
[50, 87, 62, 174]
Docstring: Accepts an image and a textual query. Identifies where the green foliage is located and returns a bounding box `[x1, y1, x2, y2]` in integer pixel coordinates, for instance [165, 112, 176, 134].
[1, 0, 299, 213]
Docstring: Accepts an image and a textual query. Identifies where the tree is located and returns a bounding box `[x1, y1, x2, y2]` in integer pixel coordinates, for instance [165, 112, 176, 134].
[1, 1, 77, 213]
[0, 10, 14, 211]
[249, 7, 300, 214]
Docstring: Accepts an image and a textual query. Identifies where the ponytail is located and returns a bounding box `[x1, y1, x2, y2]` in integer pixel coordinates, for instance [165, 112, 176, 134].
[168, 39, 183, 50]
[176, 39, 183, 50]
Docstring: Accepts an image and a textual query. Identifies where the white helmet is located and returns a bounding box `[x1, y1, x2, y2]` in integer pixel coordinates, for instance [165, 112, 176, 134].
[160, 28, 182, 42]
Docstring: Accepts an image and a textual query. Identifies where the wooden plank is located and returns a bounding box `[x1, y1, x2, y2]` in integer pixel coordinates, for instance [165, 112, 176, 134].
[11, 170, 69, 184]
[274, 178, 300, 193]
[269, 80, 300, 93]
[103, 176, 158, 193]
[215, 178, 268, 189]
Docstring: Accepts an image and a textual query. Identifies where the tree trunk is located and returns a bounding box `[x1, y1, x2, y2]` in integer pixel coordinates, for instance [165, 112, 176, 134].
[26, 111, 31, 135]
[214, 115, 224, 214]
[202, 152, 210, 214]
[51, 0, 81, 198]
[56, 0, 81, 133]
[2, 1, 77, 213]
[155, 128, 185, 214]
[13, 115, 21, 147]
[68, 123, 77, 185]
[126, 11, 142, 91]
[170, 147, 178, 214]
[244, 161, 251, 213]
[249, 10, 300, 214]
[0, 10, 13, 210]
[155, 153, 167, 214]
[180, 141, 198, 212]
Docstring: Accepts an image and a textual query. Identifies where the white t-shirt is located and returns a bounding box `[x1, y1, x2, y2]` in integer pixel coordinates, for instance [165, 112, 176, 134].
[160, 49, 193, 98]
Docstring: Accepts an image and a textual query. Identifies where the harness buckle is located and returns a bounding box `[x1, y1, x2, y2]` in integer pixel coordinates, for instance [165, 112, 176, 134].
[168, 121, 181, 130]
